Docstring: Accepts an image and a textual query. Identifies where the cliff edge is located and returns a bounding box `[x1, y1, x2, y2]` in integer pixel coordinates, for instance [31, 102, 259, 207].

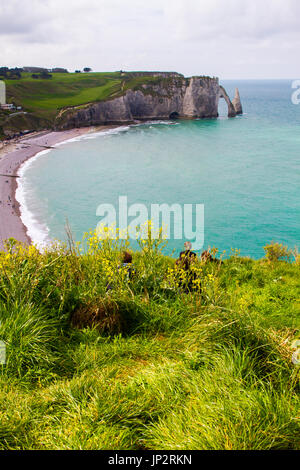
[55, 74, 242, 129]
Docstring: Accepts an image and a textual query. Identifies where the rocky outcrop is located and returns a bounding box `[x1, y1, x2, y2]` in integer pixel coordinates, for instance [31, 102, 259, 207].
[232, 88, 243, 115]
[55, 75, 242, 129]
[218, 86, 237, 118]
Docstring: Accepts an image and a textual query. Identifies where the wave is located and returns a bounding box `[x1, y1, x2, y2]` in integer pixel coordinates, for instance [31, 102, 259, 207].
[16, 120, 178, 248]
[15, 124, 152, 248]
[131, 120, 179, 127]
[56, 125, 132, 146]
[15, 149, 52, 249]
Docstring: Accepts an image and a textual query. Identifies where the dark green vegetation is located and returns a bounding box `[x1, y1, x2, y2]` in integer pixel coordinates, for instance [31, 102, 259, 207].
[0, 110, 10, 140]
[0, 110, 48, 139]
[0, 236, 299, 450]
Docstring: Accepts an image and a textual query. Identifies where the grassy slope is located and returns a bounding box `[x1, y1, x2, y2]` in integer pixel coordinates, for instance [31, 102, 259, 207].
[4, 72, 160, 124]
[0, 236, 299, 450]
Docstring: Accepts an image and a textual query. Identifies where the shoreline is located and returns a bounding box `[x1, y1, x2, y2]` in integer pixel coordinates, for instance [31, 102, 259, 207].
[0, 126, 116, 251]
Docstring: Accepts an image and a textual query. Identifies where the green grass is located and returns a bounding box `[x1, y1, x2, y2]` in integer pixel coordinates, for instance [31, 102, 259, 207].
[0, 236, 299, 450]
[4, 72, 160, 123]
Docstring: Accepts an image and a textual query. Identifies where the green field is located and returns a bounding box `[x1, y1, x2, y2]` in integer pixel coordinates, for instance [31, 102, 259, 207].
[4, 72, 160, 123]
[0, 234, 299, 450]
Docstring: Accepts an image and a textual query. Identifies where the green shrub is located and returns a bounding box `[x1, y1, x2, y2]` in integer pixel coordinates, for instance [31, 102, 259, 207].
[0, 234, 298, 449]
[264, 242, 292, 263]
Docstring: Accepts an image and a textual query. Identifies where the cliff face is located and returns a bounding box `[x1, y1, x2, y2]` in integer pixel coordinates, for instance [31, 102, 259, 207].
[55, 76, 241, 129]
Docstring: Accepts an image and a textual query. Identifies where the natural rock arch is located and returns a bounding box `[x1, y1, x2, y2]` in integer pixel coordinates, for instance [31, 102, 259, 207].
[218, 86, 236, 118]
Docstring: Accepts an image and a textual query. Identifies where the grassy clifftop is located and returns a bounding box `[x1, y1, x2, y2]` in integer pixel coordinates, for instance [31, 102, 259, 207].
[4, 72, 172, 125]
[1, 71, 217, 136]
[0, 234, 299, 450]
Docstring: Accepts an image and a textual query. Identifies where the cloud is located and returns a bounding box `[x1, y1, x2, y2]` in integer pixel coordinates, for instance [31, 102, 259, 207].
[0, 0, 300, 78]
[163, 0, 300, 41]
[0, 1, 50, 35]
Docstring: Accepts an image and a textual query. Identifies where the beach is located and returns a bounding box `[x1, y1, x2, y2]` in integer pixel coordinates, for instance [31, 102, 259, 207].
[0, 127, 103, 251]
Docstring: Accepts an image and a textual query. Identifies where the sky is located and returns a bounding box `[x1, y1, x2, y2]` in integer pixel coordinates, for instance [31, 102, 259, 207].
[1, 0, 300, 79]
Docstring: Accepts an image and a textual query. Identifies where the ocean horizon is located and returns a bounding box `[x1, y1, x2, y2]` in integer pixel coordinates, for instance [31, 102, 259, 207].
[16, 79, 300, 259]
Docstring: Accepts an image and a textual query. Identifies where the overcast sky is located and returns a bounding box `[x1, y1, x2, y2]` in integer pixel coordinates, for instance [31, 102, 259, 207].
[1, 0, 300, 79]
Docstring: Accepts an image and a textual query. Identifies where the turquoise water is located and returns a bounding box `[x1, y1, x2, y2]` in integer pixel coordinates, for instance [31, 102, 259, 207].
[19, 80, 300, 258]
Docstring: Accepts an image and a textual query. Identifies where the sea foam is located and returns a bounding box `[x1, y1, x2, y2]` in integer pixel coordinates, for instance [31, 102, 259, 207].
[15, 125, 141, 249]
[16, 149, 52, 249]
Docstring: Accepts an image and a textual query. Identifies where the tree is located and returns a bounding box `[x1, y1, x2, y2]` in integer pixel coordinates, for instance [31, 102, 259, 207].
[9, 69, 21, 79]
[0, 67, 9, 78]
[31, 72, 52, 79]
[40, 71, 52, 79]
[75, 70, 81, 73]
[83, 67, 92, 73]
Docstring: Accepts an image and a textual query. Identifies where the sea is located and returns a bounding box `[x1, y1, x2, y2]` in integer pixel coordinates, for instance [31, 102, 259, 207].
[16, 80, 300, 259]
